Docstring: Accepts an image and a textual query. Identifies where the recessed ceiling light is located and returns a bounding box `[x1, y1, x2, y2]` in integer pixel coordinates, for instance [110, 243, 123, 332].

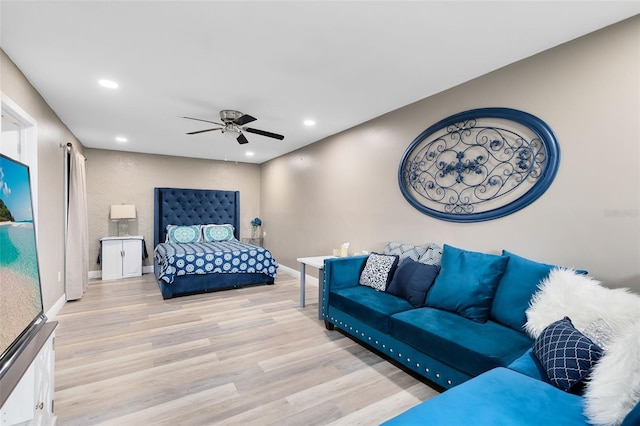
[303, 119, 316, 126]
[98, 79, 119, 89]
[115, 136, 128, 143]
[246, 151, 255, 157]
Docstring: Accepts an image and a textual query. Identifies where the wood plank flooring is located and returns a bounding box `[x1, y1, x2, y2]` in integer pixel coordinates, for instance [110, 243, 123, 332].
[54, 272, 439, 425]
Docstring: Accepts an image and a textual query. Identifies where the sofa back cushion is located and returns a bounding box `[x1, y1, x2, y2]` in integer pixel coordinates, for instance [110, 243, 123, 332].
[424, 244, 509, 323]
[386, 258, 440, 308]
[490, 250, 559, 332]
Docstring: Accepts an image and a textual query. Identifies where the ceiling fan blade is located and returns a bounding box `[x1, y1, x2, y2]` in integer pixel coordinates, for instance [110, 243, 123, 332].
[236, 133, 249, 145]
[233, 114, 257, 126]
[181, 116, 224, 126]
[244, 127, 285, 140]
[186, 128, 222, 135]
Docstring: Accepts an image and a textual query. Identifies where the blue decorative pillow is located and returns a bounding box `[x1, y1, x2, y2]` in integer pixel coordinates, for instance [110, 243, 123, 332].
[386, 258, 440, 307]
[166, 225, 201, 244]
[424, 244, 509, 322]
[533, 316, 603, 392]
[359, 252, 400, 292]
[491, 250, 587, 332]
[202, 224, 235, 242]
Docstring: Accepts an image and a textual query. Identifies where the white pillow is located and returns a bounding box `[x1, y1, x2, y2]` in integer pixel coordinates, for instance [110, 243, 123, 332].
[584, 321, 640, 426]
[525, 268, 640, 339]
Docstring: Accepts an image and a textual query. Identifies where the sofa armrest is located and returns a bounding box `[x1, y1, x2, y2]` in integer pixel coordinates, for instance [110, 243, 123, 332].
[323, 255, 368, 291]
[507, 348, 551, 384]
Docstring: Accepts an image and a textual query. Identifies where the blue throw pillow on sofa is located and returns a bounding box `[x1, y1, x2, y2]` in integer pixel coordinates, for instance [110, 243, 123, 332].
[491, 250, 587, 332]
[386, 258, 440, 308]
[425, 244, 509, 323]
[533, 317, 603, 392]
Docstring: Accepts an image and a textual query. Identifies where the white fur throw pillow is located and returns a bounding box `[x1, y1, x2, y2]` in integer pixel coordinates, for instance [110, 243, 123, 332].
[584, 321, 640, 426]
[525, 268, 640, 339]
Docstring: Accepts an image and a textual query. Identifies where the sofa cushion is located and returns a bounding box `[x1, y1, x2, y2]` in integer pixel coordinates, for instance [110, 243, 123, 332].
[507, 348, 551, 384]
[386, 258, 440, 308]
[358, 252, 399, 291]
[382, 367, 589, 426]
[330, 286, 414, 333]
[491, 250, 563, 332]
[425, 244, 509, 323]
[390, 307, 533, 377]
[533, 317, 603, 392]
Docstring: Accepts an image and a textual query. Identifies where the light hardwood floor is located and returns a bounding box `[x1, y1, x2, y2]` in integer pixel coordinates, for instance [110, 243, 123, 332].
[54, 272, 439, 425]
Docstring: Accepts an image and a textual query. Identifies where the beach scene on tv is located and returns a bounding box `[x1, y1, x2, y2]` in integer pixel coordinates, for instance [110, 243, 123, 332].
[0, 155, 43, 357]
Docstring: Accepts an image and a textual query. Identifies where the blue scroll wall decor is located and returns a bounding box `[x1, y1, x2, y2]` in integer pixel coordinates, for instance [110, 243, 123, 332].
[398, 108, 560, 222]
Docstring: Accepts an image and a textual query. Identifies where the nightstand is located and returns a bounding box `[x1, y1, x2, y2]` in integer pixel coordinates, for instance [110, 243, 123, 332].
[101, 236, 143, 280]
[241, 237, 263, 247]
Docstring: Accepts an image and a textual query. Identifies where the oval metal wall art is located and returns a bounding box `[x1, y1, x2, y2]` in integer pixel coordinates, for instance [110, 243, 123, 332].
[398, 108, 560, 222]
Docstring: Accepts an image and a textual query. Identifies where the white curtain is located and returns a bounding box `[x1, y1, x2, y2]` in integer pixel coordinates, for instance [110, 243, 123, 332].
[65, 148, 88, 300]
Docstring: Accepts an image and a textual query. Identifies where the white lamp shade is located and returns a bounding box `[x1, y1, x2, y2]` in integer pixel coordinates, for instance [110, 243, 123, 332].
[110, 204, 136, 220]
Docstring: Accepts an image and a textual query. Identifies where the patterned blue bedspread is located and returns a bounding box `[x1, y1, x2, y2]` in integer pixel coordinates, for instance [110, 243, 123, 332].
[154, 240, 278, 284]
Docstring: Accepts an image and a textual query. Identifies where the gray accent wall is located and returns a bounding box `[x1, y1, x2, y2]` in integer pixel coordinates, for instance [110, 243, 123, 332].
[260, 16, 640, 291]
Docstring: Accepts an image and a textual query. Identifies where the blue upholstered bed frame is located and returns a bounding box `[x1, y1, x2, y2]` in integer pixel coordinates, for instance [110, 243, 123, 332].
[153, 187, 275, 299]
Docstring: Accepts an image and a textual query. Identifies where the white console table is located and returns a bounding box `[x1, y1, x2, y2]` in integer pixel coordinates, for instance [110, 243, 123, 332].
[296, 256, 335, 320]
[0, 322, 57, 426]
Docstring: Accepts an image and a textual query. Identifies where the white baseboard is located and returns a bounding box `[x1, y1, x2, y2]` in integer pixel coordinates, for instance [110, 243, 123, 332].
[89, 265, 155, 281]
[46, 294, 66, 320]
[278, 264, 318, 287]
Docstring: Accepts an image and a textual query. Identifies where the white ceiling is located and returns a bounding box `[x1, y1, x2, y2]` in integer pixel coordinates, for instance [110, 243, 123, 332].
[1, 1, 638, 164]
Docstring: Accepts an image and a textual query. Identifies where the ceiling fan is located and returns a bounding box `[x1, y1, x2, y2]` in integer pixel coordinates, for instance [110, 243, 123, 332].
[182, 110, 285, 145]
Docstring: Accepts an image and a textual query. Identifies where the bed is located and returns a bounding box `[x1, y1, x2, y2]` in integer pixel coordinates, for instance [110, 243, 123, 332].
[153, 187, 278, 299]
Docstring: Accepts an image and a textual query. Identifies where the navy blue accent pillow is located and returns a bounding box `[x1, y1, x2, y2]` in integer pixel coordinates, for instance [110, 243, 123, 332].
[533, 317, 603, 392]
[386, 258, 441, 308]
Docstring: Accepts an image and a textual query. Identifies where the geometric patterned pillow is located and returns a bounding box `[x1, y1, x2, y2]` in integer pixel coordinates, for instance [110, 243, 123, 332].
[202, 224, 235, 242]
[358, 252, 400, 292]
[533, 316, 604, 392]
[417, 243, 443, 266]
[166, 225, 201, 244]
[382, 242, 430, 262]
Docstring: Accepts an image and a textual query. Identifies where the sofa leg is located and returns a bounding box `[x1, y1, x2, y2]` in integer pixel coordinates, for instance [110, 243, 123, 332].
[324, 321, 335, 330]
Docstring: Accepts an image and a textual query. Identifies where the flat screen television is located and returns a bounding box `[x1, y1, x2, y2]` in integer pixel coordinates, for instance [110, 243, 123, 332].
[0, 153, 46, 380]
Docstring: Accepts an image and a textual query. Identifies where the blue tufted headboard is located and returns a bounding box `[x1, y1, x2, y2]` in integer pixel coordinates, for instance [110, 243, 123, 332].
[154, 187, 240, 247]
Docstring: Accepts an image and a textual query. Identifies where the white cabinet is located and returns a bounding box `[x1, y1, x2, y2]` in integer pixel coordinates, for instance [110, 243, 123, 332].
[101, 236, 143, 280]
[0, 323, 57, 426]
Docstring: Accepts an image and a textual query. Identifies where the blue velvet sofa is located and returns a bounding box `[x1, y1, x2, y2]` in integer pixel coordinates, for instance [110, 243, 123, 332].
[382, 349, 640, 425]
[321, 245, 557, 390]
